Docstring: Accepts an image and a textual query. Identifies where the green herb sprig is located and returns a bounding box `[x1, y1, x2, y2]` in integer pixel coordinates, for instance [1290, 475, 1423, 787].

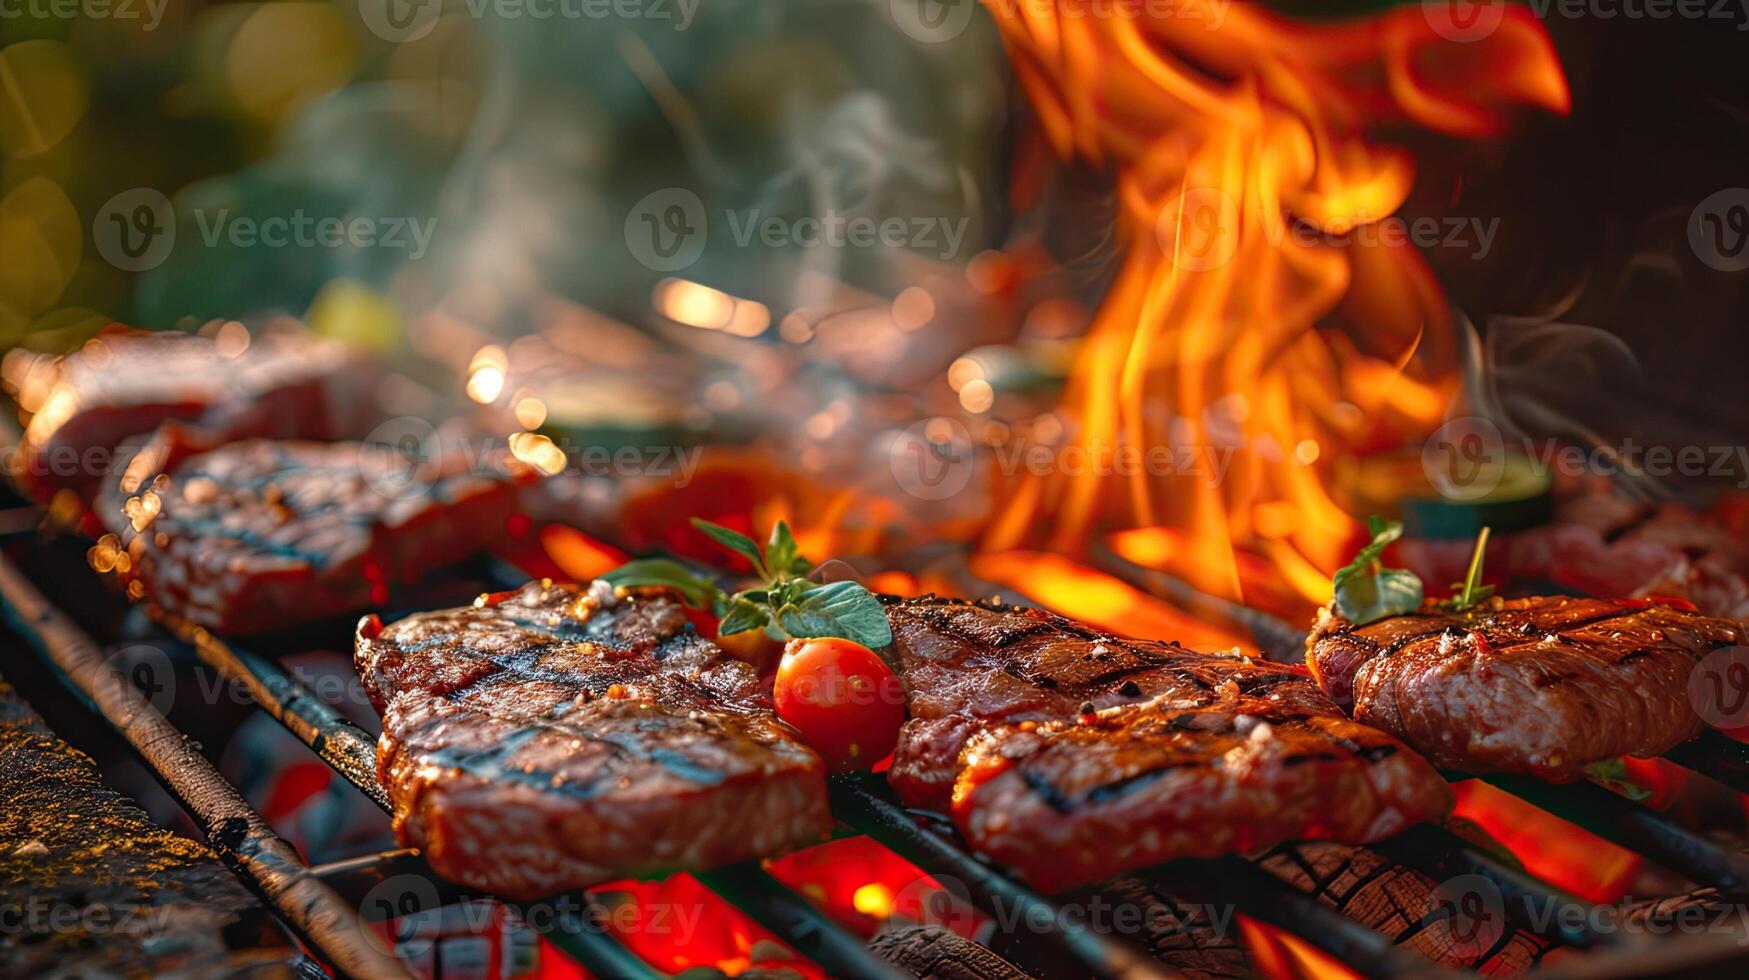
[1332, 517, 1425, 626]
[602, 519, 893, 648]
[1331, 518, 1496, 625]
[1583, 758, 1654, 802]
[1445, 526, 1495, 613]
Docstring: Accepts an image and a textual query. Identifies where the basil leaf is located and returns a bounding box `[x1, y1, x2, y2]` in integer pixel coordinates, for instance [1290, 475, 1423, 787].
[690, 518, 769, 579]
[765, 520, 813, 579]
[1334, 567, 1424, 626]
[602, 558, 720, 609]
[1331, 517, 1424, 625]
[773, 580, 893, 647]
[718, 597, 771, 636]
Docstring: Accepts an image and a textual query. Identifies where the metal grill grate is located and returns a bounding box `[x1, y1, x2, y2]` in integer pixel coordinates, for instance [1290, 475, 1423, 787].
[3, 518, 1749, 978]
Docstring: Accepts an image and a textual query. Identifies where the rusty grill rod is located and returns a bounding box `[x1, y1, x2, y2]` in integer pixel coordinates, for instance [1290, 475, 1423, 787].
[153, 608, 388, 809]
[0, 551, 413, 980]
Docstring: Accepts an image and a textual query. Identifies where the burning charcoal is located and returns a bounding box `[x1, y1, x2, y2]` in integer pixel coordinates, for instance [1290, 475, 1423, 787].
[868, 925, 1030, 980]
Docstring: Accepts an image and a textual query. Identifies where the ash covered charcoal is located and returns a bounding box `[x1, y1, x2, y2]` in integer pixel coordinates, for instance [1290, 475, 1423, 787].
[0, 673, 303, 977]
[354, 580, 831, 899]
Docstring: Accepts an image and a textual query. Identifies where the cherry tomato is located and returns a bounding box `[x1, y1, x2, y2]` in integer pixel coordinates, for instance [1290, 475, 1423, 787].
[773, 637, 906, 773]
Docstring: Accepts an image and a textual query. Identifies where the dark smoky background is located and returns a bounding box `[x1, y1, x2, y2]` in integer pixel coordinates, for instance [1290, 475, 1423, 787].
[1412, 15, 1749, 473]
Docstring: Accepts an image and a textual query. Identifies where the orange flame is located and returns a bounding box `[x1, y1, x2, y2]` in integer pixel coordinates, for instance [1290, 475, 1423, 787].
[981, 1, 1568, 606]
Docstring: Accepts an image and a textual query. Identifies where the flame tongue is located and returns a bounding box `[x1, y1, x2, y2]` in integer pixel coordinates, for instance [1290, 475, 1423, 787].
[983, 1, 1568, 608]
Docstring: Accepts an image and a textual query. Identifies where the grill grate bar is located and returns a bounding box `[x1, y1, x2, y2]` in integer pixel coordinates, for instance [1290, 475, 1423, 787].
[1479, 773, 1749, 892]
[154, 609, 388, 808]
[1664, 730, 1749, 796]
[831, 772, 1193, 980]
[697, 864, 912, 980]
[1149, 856, 1437, 978]
[0, 551, 413, 980]
[1367, 825, 1621, 950]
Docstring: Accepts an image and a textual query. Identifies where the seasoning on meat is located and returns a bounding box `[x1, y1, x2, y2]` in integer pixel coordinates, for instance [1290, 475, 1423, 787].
[355, 580, 831, 898]
[1307, 595, 1747, 780]
[885, 597, 1452, 892]
[96, 426, 521, 634]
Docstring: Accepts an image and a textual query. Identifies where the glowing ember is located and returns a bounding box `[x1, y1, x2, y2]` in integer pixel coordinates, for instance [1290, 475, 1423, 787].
[972, 550, 1251, 653]
[766, 836, 985, 939]
[979, 1, 1569, 609]
[1240, 916, 1361, 980]
[1452, 781, 1639, 903]
[591, 874, 827, 977]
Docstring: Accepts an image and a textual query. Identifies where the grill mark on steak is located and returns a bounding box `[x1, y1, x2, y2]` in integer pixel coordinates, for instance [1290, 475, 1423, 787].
[1307, 595, 1747, 780]
[883, 596, 1452, 892]
[357, 581, 829, 898]
[98, 430, 523, 635]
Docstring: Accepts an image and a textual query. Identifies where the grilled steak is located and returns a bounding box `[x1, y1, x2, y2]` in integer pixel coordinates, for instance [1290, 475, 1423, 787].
[96, 426, 522, 634]
[355, 580, 830, 898]
[8, 328, 378, 504]
[1307, 595, 1747, 779]
[885, 598, 1452, 892]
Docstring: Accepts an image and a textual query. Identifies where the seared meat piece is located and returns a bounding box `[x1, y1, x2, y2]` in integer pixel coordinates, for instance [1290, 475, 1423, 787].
[886, 598, 1451, 891]
[96, 427, 521, 634]
[355, 581, 830, 898]
[1307, 595, 1747, 779]
[8, 328, 378, 503]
